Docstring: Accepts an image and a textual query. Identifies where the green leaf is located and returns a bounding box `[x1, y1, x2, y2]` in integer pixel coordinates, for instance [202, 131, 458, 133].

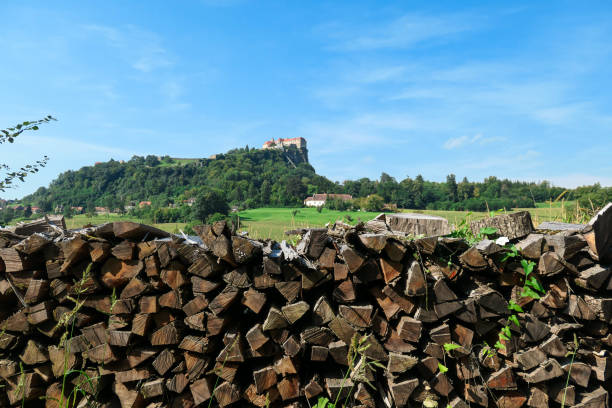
[521, 287, 541, 300]
[494, 341, 506, 350]
[438, 362, 448, 374]
[507, 300, 524, 313]
[526, 276, 545, 294]
[499, 332, 510, 341]
[443, 343, 461, 352]
[508, 315, 520, 327]
[314, 397, 330, 408]
[520, 259, 535, 277]
[480, 227, 498, 236]
[501, 326, 511, 338]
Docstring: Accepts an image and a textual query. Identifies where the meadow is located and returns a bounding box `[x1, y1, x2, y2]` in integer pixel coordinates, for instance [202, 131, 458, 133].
[56, 202, 576, 242]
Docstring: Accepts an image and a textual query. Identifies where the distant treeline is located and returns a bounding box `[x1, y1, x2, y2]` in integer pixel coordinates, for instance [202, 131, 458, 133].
[1, 146, 611, 225]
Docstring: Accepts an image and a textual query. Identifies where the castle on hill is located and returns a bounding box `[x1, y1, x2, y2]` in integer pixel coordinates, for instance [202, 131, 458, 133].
[262, 137, 306, 150]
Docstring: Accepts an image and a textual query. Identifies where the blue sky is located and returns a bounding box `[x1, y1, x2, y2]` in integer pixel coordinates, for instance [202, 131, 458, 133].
[1, 1, 612, 199]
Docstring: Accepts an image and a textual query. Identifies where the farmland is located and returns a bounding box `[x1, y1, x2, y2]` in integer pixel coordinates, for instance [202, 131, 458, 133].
[57, 203, 573, 242]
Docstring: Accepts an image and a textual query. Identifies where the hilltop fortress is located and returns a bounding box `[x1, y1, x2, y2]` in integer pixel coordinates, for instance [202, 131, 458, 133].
[262, 137, 307, 150]
[262, 137, 308, 164]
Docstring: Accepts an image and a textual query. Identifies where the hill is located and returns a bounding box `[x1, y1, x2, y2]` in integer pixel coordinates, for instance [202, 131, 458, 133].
[22, 144, 334, 211]
[2, 142, 612, 229]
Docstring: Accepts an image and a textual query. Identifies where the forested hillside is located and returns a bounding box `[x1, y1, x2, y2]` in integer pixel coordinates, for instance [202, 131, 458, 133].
[3, 144, 611, 226]
[22, 146, 331, 211]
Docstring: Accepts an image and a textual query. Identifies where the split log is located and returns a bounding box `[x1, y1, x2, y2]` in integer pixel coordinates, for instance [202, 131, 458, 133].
[386, 213, 451, 236]
[470, 211, 534, 240]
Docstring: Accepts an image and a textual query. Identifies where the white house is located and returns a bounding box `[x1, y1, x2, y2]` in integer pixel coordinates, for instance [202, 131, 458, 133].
[304, 193, 353, 207]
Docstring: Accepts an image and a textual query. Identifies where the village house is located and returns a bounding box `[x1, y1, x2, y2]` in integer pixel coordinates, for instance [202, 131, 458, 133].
[304, 193, 353, 207]
[95, 206, 109, 214]
[139, 201, 152, 208]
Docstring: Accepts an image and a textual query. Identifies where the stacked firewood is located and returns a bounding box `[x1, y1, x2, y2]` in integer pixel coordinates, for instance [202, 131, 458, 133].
[0, 204, 611, 407]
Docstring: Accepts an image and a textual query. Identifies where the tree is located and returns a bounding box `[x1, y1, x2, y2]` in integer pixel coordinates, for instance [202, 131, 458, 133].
[193, 190, 229, 223]
[1, 116, 55, 192]
[63, 206, 74, 219]
[364, 194, 385, 212]
[446, 174, 458, 202]
[23, 205, 32, 218]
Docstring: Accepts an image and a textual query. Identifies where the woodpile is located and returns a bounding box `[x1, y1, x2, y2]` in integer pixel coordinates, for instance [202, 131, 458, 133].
[0, 207, 611, 407]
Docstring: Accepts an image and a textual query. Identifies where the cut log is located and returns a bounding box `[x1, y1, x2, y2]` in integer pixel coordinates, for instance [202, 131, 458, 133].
[545, 234, 586, 260]
[386, 213, 451, 236]
[563, 361, 591, 388]
[0, 247, 32, 272]
[241, 288, 267, 314]
[388, 378, 419, 407]
[112, 240, 136, 261]
[387, 352, 418, 373]
[470, 211, 534, 240]
[460, 247, 488, 270]
[190, 377, 213, 405]
[516, 234, 545, 259]
[487, 366, 517, 390]
[338, 304, 373, 328]
[339, 245, 365, 273]
[519, 359, 564, 383]
[583, 202, 612, 263]
[208, 286, 240, 315]
[253, 366, 277, 393]
[380, 258, 401, 284]
[277, 376, 300, 401]
[397, 316, 422, 343]
[150, 321, 181, 345]
[20, 339, 49, 365]
[333, 279, 356, 303]
[404, 261, 426, 296]
[281, 301, 310, 324]
[100, 258, 143, 288]
[359, 233, 387, 252]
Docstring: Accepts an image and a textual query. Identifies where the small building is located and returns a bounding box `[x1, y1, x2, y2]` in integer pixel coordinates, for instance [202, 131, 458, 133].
[182, 198, 196, 207]
[304, 193, 353, 207]
[139, 201, 152, 208]
[95, 206, 109, 214]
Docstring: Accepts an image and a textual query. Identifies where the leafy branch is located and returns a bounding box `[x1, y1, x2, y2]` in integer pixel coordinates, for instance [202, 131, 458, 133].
[0, 116, 56, 192]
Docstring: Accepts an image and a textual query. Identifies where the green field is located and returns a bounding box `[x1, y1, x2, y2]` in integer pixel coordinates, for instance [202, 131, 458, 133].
[235, 207, 382, 240]
[51, 203, 571, 242]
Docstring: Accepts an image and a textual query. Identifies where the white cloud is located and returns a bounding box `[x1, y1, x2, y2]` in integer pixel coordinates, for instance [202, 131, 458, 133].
[82, 24, 173, 73]
[354, 66, 408, 83]
[443, 133, 504, 149]
[322, 13, 478, 51]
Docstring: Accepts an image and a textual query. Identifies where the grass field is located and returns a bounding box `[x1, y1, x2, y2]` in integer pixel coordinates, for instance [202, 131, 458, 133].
[48, 203, 574, 242]
[235, 207, 382, 241]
